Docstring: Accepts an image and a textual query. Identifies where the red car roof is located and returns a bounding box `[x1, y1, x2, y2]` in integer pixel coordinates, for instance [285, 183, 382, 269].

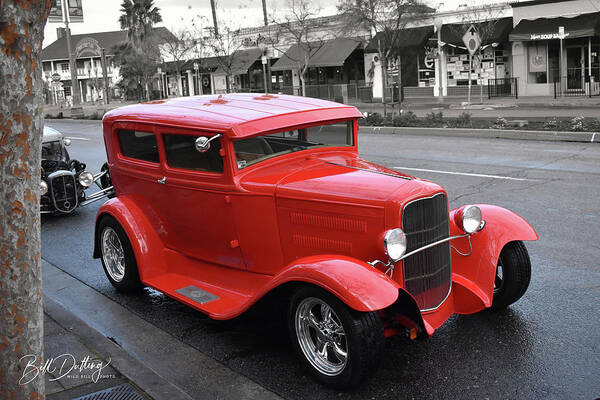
[103, 93, 363, 138]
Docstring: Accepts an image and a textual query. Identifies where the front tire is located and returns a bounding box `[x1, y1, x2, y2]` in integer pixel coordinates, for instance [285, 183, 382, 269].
[98, 216, 142, 293]
[288, 286, 384, 389]
[491, 241, 531, 310]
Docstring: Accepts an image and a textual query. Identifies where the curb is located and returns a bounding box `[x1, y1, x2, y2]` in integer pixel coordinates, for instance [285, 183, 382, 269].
[358, 126, 599, 143]
[42, 260, 283, 400]
[44, 297, 192, 400]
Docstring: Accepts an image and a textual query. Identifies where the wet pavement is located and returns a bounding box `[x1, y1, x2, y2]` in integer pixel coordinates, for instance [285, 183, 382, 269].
[42, 120, 600, 399]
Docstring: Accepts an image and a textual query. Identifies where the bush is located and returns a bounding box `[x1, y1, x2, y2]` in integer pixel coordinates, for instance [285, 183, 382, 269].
[543, 116, 560, 130]
[583, 118, 600, 132]
[363, 112, 384, 126]
[491, 116, 508, 129]
[425, 111, 444, 127]
[570, 115, 585, 131]
[451, 112, 472, 128]
[392, 111, 418, 127]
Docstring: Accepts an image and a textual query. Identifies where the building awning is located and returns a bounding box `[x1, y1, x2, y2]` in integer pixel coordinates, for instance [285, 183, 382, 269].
[509, 12, 600, 41]
[308, 38, 361, 67]
[271, 38, 361, 71]
[441, 18, 513, 46]
[214, 48, 263, 75]
[181, 56, 221, 73]
[364, 26, 434, 53]
[271, 43, 315, 71]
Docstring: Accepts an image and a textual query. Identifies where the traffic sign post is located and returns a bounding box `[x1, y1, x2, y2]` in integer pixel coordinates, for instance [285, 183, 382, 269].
[462, 25, 481, 105]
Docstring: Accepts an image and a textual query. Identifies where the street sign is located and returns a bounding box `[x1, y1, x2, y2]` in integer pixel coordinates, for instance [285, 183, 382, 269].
[462, 25, 481, 56]
[51, 73, 61, 82]
[49, 0, 84, 23]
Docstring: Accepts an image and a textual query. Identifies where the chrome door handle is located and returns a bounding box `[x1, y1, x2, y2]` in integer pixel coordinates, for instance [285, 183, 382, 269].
[157, 176, 166, 184]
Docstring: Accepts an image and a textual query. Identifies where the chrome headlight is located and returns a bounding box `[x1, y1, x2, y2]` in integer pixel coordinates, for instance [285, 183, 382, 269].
[40, 180, 48, 195]
[78, 171, 94, 187]
[63, 138, 71, 146]
[461, 205, 483, 234]
[384, 228, 407, 262]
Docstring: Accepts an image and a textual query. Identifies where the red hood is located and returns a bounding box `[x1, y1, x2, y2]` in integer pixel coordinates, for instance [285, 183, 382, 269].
[274, 154, 439, 207]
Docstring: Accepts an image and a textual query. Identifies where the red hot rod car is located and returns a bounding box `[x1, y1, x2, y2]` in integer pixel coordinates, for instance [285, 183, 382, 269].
[94, 94, 537, 388]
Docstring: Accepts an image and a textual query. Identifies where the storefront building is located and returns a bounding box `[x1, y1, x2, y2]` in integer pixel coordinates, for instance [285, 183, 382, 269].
[509, 0, 600, 97]
[271, 37, 365, 102]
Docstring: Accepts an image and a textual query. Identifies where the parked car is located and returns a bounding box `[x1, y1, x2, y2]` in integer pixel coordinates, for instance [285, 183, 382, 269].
[93, 94, 538, 388]
[41, 125, 113, 214]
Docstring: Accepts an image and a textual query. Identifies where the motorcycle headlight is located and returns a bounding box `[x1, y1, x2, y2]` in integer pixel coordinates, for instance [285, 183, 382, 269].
[78, 171, 94, 187]
[40, 180, 48, 195]
[384, 228, 407, 262]
[460, 205, 483, 234]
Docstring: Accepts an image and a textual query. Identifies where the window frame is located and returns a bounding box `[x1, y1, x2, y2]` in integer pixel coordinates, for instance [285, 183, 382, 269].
[155, 125, 231, 189]
[232, 118, 358, 172]
[116, 127, 161, 165]
[112, 122, 162, 176]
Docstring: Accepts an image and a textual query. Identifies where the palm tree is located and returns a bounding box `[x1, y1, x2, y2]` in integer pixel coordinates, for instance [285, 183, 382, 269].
[119, 0, 163, 49]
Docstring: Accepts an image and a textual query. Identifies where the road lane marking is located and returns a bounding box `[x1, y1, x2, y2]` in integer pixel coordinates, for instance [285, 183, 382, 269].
[393, 166, 535, 181]
[66, 136, 92, 141]
[592, 132, 596, 143]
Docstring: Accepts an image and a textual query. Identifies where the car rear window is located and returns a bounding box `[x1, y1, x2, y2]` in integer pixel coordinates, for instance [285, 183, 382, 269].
[163, 134, 223, 173]
[117, 130, 159, 163]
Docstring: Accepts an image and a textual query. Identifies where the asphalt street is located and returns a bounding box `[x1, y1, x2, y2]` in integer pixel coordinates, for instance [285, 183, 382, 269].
[42, 120, 599, 400]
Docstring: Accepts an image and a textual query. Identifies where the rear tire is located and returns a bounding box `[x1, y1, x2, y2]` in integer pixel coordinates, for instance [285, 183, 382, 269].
[491, 241, 531, 310]
[98, 216, 142, 293]
[288, 286, 384, 389]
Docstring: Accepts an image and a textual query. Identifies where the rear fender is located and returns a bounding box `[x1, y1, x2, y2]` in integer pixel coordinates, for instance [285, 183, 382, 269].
[93, 196, 166, 282]
[268, 255, 401, 312]
[450, 204, 538, 314]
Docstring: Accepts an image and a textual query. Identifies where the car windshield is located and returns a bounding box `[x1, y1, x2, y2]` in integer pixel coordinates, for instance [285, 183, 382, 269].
[233, 120, 354, 169]
[42, 141, 63, 161]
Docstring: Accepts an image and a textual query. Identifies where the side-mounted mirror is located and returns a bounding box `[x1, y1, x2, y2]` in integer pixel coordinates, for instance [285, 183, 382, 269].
[194, 134, 222, 153]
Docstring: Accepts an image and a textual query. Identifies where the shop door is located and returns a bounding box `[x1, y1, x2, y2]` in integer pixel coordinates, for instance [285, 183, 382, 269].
[567, 47, 584, 91]
[201, 73, 212, 94]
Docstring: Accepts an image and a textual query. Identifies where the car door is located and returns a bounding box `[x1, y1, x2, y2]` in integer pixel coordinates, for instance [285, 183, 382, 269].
[154, 126, 246, 270]
[110, 122, 167, 239]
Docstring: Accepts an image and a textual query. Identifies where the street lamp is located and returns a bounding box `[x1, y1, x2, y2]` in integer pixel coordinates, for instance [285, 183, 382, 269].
[193, 61, 202, 96]
[157, 66, 163, 99]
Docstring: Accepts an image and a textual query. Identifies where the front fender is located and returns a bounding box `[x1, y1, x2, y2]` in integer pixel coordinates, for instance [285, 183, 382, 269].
[267, 255, 401, 312]
[450, 204, 538, 314]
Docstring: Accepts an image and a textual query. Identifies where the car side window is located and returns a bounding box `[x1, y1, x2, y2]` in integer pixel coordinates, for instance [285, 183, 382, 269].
[117, 130, 159, 163]
[163, 134, 223, 173]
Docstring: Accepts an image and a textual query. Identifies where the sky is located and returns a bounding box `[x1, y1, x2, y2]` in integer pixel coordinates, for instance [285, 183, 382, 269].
[42, 0, 514, 48]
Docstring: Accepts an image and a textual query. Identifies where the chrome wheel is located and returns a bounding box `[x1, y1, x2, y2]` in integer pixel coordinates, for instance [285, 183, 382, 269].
[295, 297, 348, 376]
[101, 226, 125, 282]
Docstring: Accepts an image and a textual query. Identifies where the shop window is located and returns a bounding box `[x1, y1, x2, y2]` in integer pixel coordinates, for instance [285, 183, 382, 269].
[63, 86, 71, 97]
[527, 42, 548, 84]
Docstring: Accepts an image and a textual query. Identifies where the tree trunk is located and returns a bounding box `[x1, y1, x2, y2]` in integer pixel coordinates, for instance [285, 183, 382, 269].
[0, 1, 51, 398]
[380, 53, 388, 116]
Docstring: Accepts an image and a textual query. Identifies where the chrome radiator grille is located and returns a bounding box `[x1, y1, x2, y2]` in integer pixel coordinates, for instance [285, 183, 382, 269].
[48, 171, 78, 213]
[401, 193, 451, 311]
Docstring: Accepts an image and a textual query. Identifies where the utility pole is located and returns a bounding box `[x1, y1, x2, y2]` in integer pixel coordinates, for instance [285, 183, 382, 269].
[63, 0, 81, 105]
[261, 0, 272, 92]
[262, 0, 268, 26]
[210, 0, 218, 36]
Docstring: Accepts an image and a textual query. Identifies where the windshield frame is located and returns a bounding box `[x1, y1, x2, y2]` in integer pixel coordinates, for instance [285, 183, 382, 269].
[41, 140, 64, 161]
[231, 118, 357, 172]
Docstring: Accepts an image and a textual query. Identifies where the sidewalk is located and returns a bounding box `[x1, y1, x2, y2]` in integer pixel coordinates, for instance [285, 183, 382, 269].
[42, 260, 283, 400]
